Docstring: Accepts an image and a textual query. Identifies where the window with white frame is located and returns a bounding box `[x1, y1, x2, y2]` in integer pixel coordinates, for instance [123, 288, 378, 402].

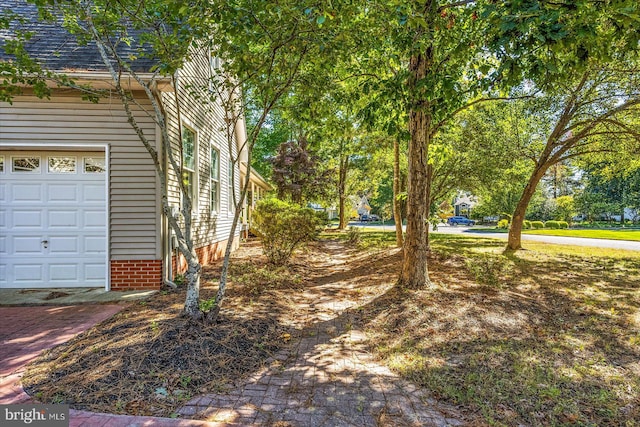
[210, 145, 220, 214]
[228, 159, 235, 212]
[182, 126, 197, 209]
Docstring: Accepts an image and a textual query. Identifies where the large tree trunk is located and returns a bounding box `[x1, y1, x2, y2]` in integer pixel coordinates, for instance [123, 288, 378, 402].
[338, 154, 349, 230]
[401, 108, 432, 287]
[401, 53, 433, 287]
[393, 138, 403, 247]
[507, 166, 548, 250]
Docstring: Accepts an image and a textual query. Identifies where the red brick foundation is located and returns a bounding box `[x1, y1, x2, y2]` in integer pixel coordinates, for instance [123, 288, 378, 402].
[108, 238, 239, 290]
[110, 260, 162, 290]
[172, 238, 239, 277]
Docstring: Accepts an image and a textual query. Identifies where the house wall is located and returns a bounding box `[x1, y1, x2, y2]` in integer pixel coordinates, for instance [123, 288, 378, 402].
[0, 91, 162, 289]
[162, 45, 241, 274]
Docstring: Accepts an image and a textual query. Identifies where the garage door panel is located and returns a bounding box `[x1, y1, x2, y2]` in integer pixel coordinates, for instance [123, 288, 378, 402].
[49, 236, 79, 254]
[12, 211, 42, 228]
[49, 264, 79, 281]
[49, 210, 80, 228]
[84, 210, 106, 227]
[85, 264, 106, 281]
[0, 150, 107, 288]
[14, 264, 44, 281]
[13, 237, 43, 254]
[83, 184, 106, 202]
[85, 236, 106, 253]
[47, 184, 78, 202]
[11, 183, 42, 202]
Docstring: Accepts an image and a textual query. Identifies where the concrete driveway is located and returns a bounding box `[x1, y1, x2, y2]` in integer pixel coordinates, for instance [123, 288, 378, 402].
[0, 304, 123, 404]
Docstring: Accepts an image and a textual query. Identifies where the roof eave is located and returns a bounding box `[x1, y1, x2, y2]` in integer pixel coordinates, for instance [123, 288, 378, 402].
[47, 70, 174, 92]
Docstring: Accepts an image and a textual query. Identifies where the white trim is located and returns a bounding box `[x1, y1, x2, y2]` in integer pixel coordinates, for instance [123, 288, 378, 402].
[104, 144, 111, 291]
[0, 142, 110, 291]
[209, 143, 220, 217]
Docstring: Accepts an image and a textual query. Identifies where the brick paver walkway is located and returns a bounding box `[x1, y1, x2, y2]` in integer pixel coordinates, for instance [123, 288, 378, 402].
[179, 311, 463, 426]
[177, 244, 464, 426]
[0, 305, 123, 405]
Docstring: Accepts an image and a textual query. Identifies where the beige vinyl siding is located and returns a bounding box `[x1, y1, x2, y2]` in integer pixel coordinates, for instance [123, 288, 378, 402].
[162, 45, 241, 249]
[0, 92, 160, 260]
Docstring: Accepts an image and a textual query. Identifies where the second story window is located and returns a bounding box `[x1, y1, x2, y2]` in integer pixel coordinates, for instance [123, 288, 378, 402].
[182, 126, 197, 208]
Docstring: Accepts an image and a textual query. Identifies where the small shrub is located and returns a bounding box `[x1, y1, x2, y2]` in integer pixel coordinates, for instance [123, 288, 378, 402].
[173, 274, 186, 286]
[523, 220, 532, 230]
[346, 226, 361, 246]
[531, 221, 544, 229]
[465, 253, 511, 287]
[231, 265, 302, 296]
[252, 198, 325, 265]
[558, 221, 569, 229]
[497, 219, 509, 229]
[545, 220, 560, 229]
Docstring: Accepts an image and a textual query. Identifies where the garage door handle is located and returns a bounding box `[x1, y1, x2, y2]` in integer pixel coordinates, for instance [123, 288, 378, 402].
[41, 240, 49, 248]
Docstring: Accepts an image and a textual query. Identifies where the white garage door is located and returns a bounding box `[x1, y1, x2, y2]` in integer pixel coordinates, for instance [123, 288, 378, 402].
[0, 151, 107, 288]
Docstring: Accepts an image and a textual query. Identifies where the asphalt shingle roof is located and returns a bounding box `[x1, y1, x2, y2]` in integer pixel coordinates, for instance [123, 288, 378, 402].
[0, 0, 157, 73]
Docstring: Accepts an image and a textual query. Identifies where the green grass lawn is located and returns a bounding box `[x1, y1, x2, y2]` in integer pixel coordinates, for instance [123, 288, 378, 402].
[474, 227, 640, 241]
[523, 228, 640, 241]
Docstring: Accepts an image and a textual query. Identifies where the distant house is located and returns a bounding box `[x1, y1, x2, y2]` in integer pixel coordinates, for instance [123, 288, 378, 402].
[356, 196, 372, 217]
[0, 0, 251, 291]
[308, 203, 338, 220]
[453, 194, 477, 217]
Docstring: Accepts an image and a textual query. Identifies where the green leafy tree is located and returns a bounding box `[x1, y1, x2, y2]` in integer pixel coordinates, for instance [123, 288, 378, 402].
[348, 0, 640, 287]
[507, 64, 640, 250]
[553, 195, 577, 223]
[577, 161, 640, 223]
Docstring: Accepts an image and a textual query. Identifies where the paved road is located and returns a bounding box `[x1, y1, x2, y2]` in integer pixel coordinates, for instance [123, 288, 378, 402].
[351, 222, 640, 251]
[435, 225, 640, 251]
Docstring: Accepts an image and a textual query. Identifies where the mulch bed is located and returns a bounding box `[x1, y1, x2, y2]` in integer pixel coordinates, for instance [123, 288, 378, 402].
[22, 241, 301, 417]
[22, 289, 289, 416]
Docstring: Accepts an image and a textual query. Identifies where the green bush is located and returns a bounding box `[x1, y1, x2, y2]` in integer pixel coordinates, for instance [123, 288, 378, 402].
[346, 226, 361, 246]
[558, 221, 569, 229]
[545, 220, 560, 229]
[465, 253, 512, 287]
[497, 219, 509, 229]
[523, 220, 532, 230]
[531, 221, 544, 229]
[252, 198, 325, 265]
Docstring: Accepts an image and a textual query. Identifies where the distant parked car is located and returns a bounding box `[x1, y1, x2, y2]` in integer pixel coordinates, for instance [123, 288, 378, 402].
[447, 216, 475, 226]
[360, 214, 380, 222]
